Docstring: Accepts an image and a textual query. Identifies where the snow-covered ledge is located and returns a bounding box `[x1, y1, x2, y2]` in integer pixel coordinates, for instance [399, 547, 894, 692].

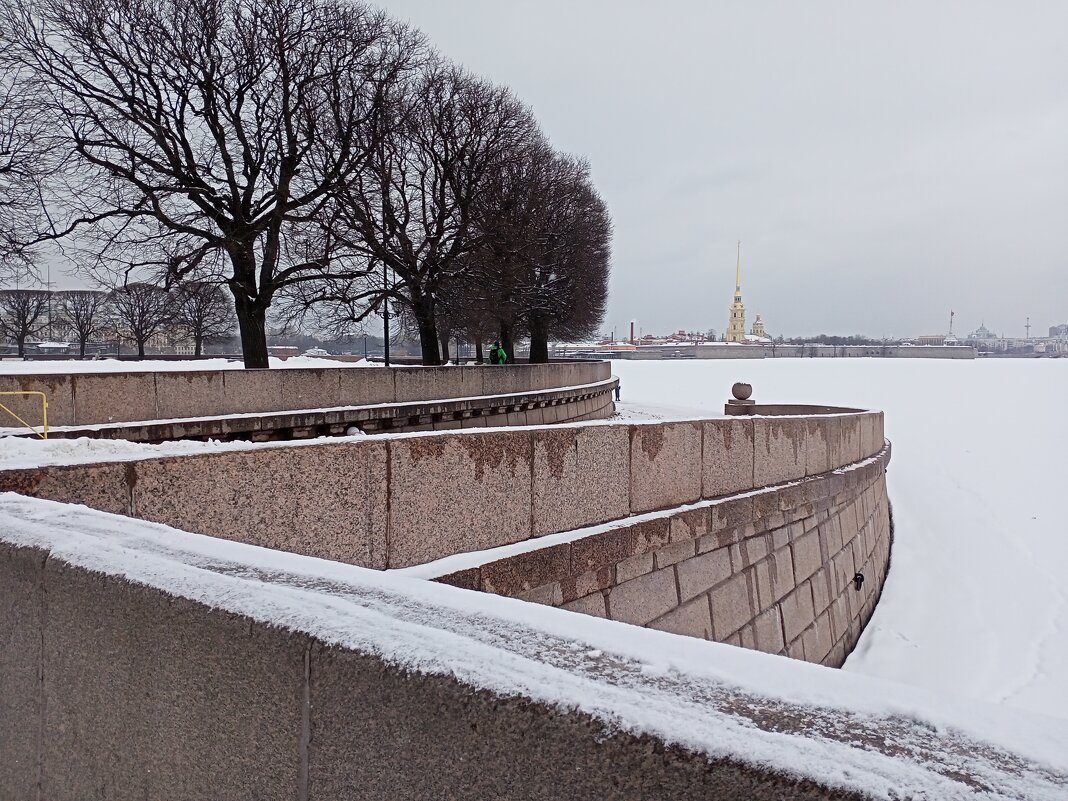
[1, 495, 1065, 801]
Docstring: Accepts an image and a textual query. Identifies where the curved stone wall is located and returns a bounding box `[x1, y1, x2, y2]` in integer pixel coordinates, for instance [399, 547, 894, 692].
[0, 361, 611, 427]
[426, 443, 891, 667]
[0, 410, 884, 575]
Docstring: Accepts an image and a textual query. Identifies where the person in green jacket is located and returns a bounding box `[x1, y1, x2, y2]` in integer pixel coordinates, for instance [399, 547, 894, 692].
[488, 340, 507, 365]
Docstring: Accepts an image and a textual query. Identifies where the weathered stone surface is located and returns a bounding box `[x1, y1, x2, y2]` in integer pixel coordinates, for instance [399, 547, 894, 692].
[608, 567, 678, 626]
[651, 596, 713, 640]
[532, 425, 629, 537]
[752, 606, 786, 654]
[805, 418, 831, 476]
[280, 368, 341, 411]
[221, 369, 283, 415]
[562, 591, 607, 618]
[839, 416, 863, 466]
[338, 366, 396, 406]
[570, 519, 669, 575]
[790, 530, 823, 584]
[629, 422, 703, 513]
[709, 496, 755, 538]
[73, 372, 158, 424]
[802, 612, 835, 663]
[710, 571, 754, 639]
[388, 432, 531, 567]
[676, 547, 733, 602]
[154, 371, 227, 420]
[37, 557, 306, 801]
[0, 373, 75, 428]
[434, 568, 482, 591]
[394, 367, 482, 404]
[0, 462, 131, 516]
[780, 583, 816, 643]
[134, 442, 389, 569]
[669, 507, 709, 542]
[0, 544, 44, 797]
[481, 544, 571, 596]
[702, 418, 755, 497]
[654, 539, 696, 569]
[753, 547, 795, 610]
[730, 534, 769, 570]
[560, 566, 615, 604]
[615, 551, 654, 583]
[752, 418, 807, 487]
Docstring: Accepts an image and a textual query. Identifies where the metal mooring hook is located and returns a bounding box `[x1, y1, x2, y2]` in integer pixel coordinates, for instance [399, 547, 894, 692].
[853, 572, 865, 591]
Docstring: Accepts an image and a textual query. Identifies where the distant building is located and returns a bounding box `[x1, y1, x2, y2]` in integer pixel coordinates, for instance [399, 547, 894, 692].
[1050, 324, 1068, 339]
[751, 315, 767, 339]
[725, 242, 747, 343]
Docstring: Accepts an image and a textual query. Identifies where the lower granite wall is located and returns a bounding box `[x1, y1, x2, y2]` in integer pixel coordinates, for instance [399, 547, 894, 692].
[0, 539, 864, 801]
[434, 444, 892, 667]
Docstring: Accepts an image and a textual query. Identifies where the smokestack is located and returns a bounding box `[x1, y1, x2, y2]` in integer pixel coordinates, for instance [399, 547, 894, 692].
[630, 321, 635, 345]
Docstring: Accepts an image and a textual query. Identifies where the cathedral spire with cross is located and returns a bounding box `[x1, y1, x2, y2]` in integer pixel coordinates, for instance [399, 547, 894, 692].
[725, 240, 747, 343]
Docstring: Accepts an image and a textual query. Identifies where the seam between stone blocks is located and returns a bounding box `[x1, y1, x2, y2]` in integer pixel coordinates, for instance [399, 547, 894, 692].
[297, 642, 311, 801]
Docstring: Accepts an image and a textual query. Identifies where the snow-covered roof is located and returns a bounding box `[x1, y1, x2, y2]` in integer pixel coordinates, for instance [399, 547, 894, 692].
[2, 494, 1066, 800]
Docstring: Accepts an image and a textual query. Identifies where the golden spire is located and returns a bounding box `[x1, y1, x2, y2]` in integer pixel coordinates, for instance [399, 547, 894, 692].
[735, 240, 741, 292]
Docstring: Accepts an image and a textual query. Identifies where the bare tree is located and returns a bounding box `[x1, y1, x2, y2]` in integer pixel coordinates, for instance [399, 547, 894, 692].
[4, 0, 421, 367]
[0, 287, 49, 355]
[331, 61, 539, 364]
[109, 282, 174, 358]
[175, 281, 235, 357]
[524, 167, 611, 361]
[55, 289, 111, 357]
[470, 148, 610, 363]
[0, 38, 48, 274]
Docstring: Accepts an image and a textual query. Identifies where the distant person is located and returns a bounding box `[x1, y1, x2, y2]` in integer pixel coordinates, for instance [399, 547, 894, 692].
[488, 340, 507, 365]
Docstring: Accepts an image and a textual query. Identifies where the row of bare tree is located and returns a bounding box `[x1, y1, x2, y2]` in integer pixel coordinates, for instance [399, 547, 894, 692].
[0, 283, 234, 357]
[0, 0, 610, 367]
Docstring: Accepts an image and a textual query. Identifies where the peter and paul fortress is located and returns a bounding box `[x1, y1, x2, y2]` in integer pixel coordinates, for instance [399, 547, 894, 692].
[726, 241, 748, 343]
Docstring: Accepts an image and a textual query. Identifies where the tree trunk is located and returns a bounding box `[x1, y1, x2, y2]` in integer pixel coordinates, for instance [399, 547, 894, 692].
[194, 336, 204, 357]
[475, 340, 483, 363]
[412, 293, 441, 365]
[528, 315, 549, 363]
[79, 338, 87, 358]
[137, 339, 146, 358]
[16, 337, 25, 357]
[438, 328, 450, 364]
[499, 320, 515, 364]
[234, 295, 270, 369]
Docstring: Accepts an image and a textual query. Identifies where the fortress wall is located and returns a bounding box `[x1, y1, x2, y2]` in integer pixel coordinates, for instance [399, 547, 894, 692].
[0, 361, 612, 427]
[0, 410, 884, 573]
[435, 444, 892, 668]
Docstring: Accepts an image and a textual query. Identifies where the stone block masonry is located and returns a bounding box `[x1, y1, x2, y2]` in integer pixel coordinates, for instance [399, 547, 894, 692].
[0, 409, 887, 572]
[434, 443, 893, 668]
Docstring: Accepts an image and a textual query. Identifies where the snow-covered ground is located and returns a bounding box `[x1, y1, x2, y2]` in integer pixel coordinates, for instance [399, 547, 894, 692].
[611, 358, 1068, 722]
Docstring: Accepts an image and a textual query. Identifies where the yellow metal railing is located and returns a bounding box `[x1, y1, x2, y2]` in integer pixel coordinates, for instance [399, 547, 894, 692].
[0, 391, 49, 439]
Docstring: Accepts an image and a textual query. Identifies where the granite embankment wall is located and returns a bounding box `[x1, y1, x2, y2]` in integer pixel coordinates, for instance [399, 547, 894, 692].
[4, 501, 1061, 801]
[0, 411, 884, 579]
[0, 361, 610, 427]
[432, 444, 891, 668]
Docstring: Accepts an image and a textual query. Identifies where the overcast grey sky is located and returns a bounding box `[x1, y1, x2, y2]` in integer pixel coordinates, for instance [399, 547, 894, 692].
[382, 0, 1067, 339]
